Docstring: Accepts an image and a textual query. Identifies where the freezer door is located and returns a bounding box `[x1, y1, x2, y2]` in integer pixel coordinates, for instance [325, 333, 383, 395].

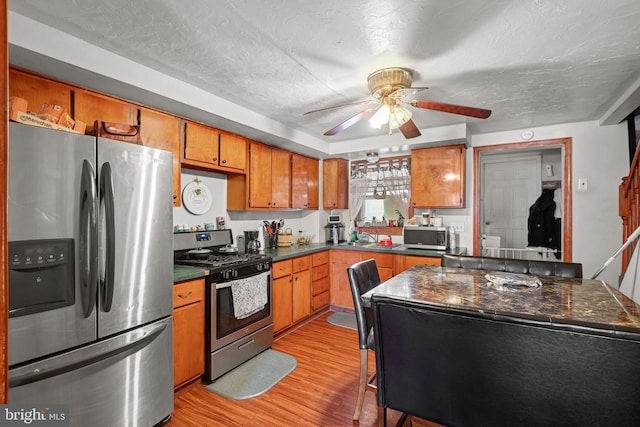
[97, 138, 173, 337]
[8, 317, 173, 427]
[8, 122, 98, 366]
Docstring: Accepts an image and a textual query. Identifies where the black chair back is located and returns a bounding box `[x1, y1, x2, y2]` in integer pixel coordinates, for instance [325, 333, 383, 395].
[442, 254, 583, 278]
[347, 259, 381, 350]
[371, 294, 640, 427]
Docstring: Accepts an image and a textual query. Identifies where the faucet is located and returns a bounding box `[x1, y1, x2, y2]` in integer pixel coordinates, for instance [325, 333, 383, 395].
[359, 232, 378, 243]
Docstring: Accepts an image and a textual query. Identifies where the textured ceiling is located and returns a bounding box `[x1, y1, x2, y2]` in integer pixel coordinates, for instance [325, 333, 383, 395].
[8, 0, 640, 154]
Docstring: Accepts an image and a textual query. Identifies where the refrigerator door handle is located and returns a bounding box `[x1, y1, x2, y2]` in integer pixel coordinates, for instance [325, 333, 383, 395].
[80, 160, 98, 318]
[9, 320, 168, 388]
[99, 162, 116, 312]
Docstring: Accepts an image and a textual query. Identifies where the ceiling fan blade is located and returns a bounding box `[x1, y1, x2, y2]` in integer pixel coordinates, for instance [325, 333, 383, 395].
[323, 109, 374, 136]
[304, 100, 375, 115]
[399, 119, 422, 139]
[410, 100, 492, 119]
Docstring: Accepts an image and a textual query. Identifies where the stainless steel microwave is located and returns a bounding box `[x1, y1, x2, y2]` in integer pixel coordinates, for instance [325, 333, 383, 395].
[403, 225, 448, 250]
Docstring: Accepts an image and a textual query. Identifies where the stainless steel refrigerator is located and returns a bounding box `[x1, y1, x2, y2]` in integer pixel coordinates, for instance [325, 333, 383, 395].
[7, 122, 174, 426]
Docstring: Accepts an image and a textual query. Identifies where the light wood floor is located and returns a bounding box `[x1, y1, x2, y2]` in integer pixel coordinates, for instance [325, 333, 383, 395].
[168, 311, 406, 427]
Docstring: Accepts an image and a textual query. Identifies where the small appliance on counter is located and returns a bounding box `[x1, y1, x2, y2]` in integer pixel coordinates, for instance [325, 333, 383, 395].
[325, 222, 346, 244]
[403, 224, 449, 250]
[244, 230, 262, 253]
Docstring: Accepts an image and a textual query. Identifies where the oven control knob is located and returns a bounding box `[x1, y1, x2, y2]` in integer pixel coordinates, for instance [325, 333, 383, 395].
[263, 262, 271, 271]
[222, 270, 230, 280]
[233, 269, 238, 278]
[257, 263, 263, 271]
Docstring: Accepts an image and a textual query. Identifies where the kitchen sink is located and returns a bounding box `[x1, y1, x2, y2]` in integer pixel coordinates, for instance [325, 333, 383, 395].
[339, 242, 402, 249]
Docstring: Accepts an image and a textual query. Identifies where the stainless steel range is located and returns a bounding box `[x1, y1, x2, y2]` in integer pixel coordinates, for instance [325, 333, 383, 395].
[174, 230, 273, 382]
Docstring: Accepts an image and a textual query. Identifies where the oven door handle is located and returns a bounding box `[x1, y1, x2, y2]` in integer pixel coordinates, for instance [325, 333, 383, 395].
[214, 271, 271, 289]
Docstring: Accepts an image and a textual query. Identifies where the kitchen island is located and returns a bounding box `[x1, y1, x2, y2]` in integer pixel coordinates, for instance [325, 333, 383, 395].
[362, 265, 640, 329]
[362, 265, 640, 426]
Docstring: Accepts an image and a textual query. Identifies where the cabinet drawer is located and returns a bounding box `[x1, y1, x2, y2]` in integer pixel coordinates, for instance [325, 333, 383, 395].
[312, 263, 329, 281]
[312, 276, 330, 295]
[272, 259, 293, 279]
[173, 279, 204, 309]
[292, 255, 311, 273]
[313, 291, 330, 311]
[312, 251, 329, 266]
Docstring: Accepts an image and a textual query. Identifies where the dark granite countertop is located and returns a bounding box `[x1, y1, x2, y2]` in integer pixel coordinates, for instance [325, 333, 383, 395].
[263, 242, 466, 261]
[363, 265, 640, 331]
[173, 244, 466, 280]
[173, 265, 208, 283]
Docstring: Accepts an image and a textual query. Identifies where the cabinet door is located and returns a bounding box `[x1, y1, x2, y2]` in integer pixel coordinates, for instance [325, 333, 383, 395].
[291, 153, 309, 209]
[306, 156, 319, 209]
[393, 254, 441, 275]
[292, 270, 311, 323]
[271, 148, 291, 209]
[291, 154, 319, 209]
[184, 121, 220, 164]
[330, 250, 361, 309]
[74, 89, 136, 127]
[173, 302, 204, 387]
[139, 108, 181, 206]
[248, 142, 273, 208]
[219, 131, 246, 171]
[411, 145, 466, 208]
[323, 158, 349, 209]
[272, 276, 293, 333]
[9, 69, 72, 116]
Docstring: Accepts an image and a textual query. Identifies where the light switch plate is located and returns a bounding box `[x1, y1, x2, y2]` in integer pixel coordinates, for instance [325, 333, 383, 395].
[578, 178, 588, 192]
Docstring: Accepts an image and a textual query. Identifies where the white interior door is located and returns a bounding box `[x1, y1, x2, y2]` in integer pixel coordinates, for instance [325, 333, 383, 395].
[481, 154, 541, 249]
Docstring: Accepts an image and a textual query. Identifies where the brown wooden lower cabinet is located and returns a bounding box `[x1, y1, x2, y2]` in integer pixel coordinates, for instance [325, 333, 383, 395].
[172, 278, 205, 389]
[330, 250, 442, 311]
[273, 251, 331, 334]
[272, 256, 314, 334]
[311, 251, 330, 312]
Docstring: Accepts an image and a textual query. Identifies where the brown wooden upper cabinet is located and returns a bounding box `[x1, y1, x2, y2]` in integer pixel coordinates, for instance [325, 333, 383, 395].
[138, 108, 182, 206]
[411, 144, 466, 208]
[291, 153, 319, 209]
[323, 158, 349, 210]
[183, 121, 246, 173]
[74, 89, 137, 127]
[249, 143, 291, 209]
[227, 141, 291, 210]
[9, 69, 72, 115]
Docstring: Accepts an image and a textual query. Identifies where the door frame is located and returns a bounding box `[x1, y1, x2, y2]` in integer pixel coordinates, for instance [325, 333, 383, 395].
[473, 138, 573, 261]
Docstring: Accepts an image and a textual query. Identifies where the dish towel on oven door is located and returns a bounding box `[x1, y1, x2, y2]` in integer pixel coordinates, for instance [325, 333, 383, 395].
[230, 271, 269, 319]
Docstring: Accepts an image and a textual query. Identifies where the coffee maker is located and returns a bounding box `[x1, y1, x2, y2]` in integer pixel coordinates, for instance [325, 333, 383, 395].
[244, 230, 262, 253]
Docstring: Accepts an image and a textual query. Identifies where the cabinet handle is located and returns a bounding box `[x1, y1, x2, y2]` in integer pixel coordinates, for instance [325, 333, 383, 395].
[177, 291, 193, 299]
[222, 159, 227, 164]
[212, 157, 218, 162]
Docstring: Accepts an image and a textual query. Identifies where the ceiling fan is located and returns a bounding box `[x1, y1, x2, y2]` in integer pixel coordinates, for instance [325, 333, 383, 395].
[304, 67, 492, 139]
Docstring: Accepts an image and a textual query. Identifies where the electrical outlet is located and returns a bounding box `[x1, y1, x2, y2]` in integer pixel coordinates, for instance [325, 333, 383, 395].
[452, 223, 465, 232]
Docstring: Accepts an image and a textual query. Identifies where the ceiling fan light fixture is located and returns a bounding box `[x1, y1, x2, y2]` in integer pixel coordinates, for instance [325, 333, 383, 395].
[369, 104, 391, 129]
[366, 152, 379, 163]
[388, 104, 412, 130]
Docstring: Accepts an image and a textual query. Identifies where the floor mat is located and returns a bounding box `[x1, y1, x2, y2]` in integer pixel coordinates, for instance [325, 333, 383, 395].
[205, 349, 297, 400]
[327, 311, 357, 331]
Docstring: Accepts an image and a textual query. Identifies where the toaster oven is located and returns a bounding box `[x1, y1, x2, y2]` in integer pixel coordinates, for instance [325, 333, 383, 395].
[403, 225, 448, 250]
